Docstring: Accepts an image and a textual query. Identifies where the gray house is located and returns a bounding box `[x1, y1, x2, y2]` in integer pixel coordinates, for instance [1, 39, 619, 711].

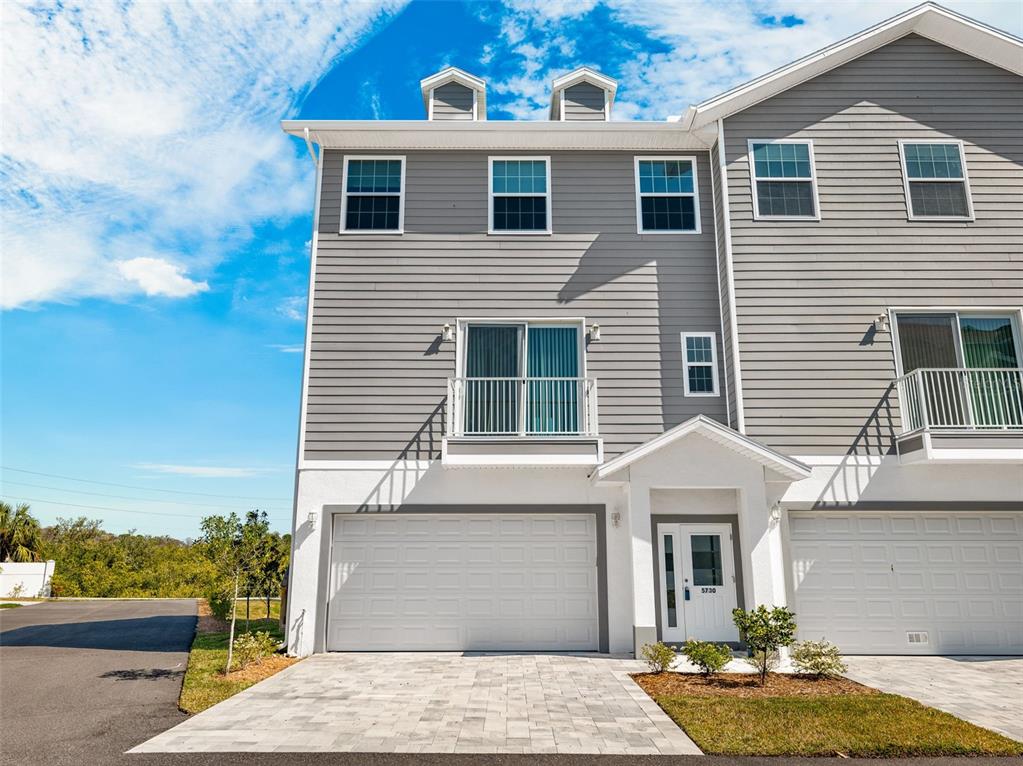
[282, 3, 1023, 658]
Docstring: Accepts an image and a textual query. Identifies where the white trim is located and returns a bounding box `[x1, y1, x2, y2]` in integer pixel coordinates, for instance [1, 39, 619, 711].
[298, 459, 436, 471]
[682, 332, 720, 397]
[549, 67, 618, 120]
[633, 155, 702, 234]
[487, 156, 552, 235]
[717, 120, 746, 433]
[339, 155, 406, 235]
[897, 139, 975, 222]
[707, 148, 732, 427]
[682, 4, 1023, 130]
[419, 66, 487, 118]
[603, 89, 610, 121]
[747, 139, 821, 221]
[427, 88, 434, 121]
[472, 88, 479, 121]
[592, 415, 811, 482]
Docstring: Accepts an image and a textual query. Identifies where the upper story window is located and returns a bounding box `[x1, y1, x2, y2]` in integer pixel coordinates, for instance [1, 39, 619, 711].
[488, 157, 551, 234]
[634, 157, 700, 233]
[341, 156, 405, 233]
[682, 332, 719, 397]
[748, 140, 819, 220]
[894, 312, 1021, 374]
[899, 141, 974, 221]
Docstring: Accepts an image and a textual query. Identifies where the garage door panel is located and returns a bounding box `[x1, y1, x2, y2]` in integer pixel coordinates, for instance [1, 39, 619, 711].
[791, 511, 1023, 654]
[327, 512, 600, 651]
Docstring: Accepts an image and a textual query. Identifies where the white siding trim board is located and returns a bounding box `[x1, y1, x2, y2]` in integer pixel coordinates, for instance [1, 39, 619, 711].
[717, 120, 746, 433]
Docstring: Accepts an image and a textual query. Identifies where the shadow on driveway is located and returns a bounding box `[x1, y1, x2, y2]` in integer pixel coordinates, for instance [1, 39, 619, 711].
[2, 615, 197, 651]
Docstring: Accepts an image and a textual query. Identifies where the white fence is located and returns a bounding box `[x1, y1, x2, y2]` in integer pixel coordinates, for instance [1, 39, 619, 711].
[0, 560, 56, 598]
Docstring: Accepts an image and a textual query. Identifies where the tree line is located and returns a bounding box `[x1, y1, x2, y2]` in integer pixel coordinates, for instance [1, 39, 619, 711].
[0, 501, 289, 617]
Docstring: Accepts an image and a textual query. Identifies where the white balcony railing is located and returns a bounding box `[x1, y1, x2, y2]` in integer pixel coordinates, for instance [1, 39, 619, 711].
[446, 377, 598, 437]
[895, 368, 1023, 434]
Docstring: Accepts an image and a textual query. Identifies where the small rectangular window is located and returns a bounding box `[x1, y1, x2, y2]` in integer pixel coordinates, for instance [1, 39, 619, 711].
[748, 140, 819, 220]
[682, 332, 719, 397]
[341, 156, 405, 232]
[634, 157, 700, 233]
[489, 157, 551, 233]
[899, 141, 973, 220]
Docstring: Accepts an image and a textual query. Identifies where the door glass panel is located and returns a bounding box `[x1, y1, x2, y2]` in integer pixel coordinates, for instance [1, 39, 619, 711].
[464, 325, 521, 434]
[896, 314, 959, 372]
[663, 534, 677, 628]
[526, 326, 580, 435]
[960, 316, 1022, 427]
[691, 534, 723, 587]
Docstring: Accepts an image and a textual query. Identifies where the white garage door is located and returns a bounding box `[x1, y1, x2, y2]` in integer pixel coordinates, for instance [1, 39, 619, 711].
[790, 512, 1023, 654]
[326, 513, 599, 651]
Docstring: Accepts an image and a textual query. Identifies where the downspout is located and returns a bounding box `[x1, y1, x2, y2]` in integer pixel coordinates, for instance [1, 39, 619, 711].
[285, 127, 323, 652]
[716, 118, 746, 433]
[708, 135, 732, 431]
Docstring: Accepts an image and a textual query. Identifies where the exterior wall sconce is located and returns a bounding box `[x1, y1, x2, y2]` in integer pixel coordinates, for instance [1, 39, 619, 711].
[589, 323, 601, 342]
[307, 511, 317, 530]
[769, 502, 782, 522]
[442, 323, 455, 342]
[611, 511, 621, 528]
[873, 313, 889, 333]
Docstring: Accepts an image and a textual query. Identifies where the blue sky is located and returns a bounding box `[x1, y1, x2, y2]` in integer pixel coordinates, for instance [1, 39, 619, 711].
[2, 0, 1020, 538]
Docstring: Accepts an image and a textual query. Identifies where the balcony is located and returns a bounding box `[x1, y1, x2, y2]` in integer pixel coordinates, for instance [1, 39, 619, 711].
[894, 368, 1023, 463]
[443, 377, 601, 467]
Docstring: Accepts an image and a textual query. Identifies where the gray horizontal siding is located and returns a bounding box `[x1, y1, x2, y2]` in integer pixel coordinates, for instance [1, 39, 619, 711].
[710, 141, 737, 430]
[432, 82, 474, 120]
[562, 83, 606, 121]
[723, 34, 1023, 456]
[308, 150, 723, 460]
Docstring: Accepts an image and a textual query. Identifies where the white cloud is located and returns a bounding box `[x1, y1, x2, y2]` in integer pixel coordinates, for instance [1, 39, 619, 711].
[1, 0, 405, 309]
[491, 0, 1023, 120]
[277, 296, 307, 321]
[134, 463, 277, 478]
[269, 344, 305, 354]
[116, 257, 209, 298]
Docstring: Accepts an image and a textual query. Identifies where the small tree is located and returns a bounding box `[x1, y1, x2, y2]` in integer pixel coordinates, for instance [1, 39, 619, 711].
[198, 513, 244, 674]
[239, 510, 270, 631]
[732, 605, 797, 686]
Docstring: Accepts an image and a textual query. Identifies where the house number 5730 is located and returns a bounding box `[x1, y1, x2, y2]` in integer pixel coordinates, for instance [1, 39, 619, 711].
[701, 587, 717, 593]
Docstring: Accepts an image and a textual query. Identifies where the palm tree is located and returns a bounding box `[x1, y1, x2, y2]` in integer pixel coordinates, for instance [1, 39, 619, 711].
[0, 502, 43, 562]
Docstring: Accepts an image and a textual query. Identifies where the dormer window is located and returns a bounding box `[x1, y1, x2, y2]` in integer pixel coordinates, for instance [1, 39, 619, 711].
[420, 67, 487, 121]
[549, 67, 617, 121]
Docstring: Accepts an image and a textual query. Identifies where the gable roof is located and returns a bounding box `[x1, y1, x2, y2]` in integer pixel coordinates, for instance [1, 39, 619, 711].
[420, 67, 487, 118]
[592, 415, 812, 482]
[680, 3, 1023, 131]
[549, 67, 618, 120]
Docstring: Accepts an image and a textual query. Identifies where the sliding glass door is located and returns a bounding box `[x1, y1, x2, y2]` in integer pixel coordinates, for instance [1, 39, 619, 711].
[462, 323, 582, 435]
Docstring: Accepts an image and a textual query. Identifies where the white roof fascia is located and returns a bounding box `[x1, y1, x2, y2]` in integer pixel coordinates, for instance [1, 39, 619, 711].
[282, 120, 712, 151]
[592, 415, 811, 483]
[686, 3, 1023, 130]
[419, 67, 487, 118]
[549, 67, 619, 120]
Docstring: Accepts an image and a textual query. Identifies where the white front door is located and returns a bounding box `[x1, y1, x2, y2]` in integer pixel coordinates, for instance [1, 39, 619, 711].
[657, 523, 739, 643]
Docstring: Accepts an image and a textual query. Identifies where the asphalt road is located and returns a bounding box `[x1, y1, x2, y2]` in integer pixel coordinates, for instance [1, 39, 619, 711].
[0, 599, 197, 766]
[1, 601, 1014, 766]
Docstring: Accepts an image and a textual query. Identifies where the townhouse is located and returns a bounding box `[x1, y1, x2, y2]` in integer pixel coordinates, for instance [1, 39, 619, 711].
[282, 3, 1023, 658]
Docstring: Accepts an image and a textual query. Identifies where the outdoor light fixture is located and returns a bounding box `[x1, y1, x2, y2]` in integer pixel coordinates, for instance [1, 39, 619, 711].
[589, 323, 601, 341]
[873, 313, 889, 333]
[442, 323, 454, 342]
[769, 502, 782, 522]
[307, 512, 317, 530]
[611, 511, 621, 528]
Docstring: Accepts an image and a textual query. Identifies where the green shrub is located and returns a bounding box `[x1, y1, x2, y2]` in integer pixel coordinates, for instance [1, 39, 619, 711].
[640, 641, 677, 673]
[231, 630, 277, 670]
[791, 639, 847, 679]
[682, 639, 733, 677]
[732, 605, 797, 685]
[207, 588, 233, 621]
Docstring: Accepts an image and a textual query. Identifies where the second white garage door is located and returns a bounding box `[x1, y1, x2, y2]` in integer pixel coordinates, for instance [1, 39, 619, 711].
[790, 511, 1023, 654]
[326, 513, 599, 651]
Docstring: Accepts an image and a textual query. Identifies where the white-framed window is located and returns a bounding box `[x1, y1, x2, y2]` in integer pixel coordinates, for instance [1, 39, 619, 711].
[748, 139, 820, 220]
[898, 140, 974, 221]
[682, 332, 719, 396]
[634, 156, 700, 233]
[488, 156, 552, 234]
[340, 155, 406, 233]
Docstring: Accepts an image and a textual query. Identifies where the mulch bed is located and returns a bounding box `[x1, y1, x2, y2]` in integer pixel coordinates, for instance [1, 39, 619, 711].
[225, 653, 298, 682]
[195, 599, 230, 634]
[632, 671, 877, 698]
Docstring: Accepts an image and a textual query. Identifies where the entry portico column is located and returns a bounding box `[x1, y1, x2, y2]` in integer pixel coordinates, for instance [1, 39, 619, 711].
[627, 480, 657, 654]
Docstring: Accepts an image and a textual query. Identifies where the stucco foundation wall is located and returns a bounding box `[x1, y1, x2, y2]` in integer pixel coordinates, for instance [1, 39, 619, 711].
[0, 560, 55, 598]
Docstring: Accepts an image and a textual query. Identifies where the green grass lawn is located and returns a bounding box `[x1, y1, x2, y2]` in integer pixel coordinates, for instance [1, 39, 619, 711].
[0, 602, 23, 609]
[656, 693, 1023, 757]
[178, 617, 295, 715]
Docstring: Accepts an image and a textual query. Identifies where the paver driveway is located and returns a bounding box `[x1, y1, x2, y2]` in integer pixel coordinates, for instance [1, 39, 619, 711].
[844, 655, 1023, 742]
[132, 652, 701, 755]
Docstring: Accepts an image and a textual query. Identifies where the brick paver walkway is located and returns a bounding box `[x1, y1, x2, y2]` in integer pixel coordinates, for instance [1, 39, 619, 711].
[131, 653, 701, 754]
